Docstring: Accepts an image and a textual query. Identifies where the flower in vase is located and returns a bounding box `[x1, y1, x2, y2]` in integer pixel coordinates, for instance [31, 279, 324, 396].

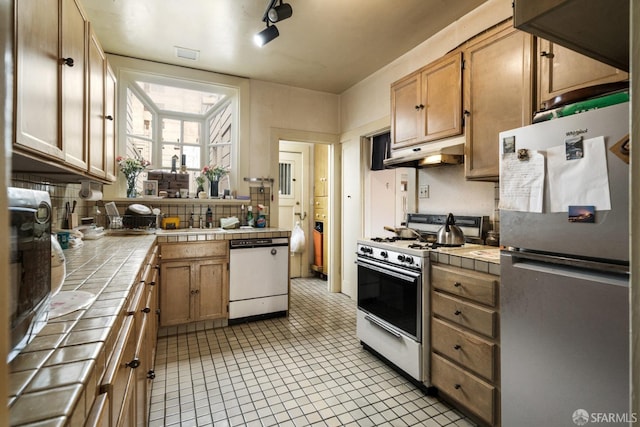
[201, 165, 229, 182]
[117, 155, 151, 197]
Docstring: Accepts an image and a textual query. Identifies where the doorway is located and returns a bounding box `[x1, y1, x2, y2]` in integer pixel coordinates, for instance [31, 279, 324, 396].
[279, 141, 311, 278]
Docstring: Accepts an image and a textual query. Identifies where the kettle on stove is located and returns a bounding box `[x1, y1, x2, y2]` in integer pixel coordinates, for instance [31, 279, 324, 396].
[436, 213, 465, 246]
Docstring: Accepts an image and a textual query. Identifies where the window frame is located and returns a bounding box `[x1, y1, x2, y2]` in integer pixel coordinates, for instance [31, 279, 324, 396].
[118, 69, 240, 193]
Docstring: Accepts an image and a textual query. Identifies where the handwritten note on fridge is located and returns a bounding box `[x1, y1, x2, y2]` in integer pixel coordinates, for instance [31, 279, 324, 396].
[499, 151, 545, 212]
[547, 136, 611, 212]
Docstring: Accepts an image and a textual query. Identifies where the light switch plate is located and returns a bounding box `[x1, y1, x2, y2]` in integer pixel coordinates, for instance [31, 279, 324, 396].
[419, 185, 429, 199]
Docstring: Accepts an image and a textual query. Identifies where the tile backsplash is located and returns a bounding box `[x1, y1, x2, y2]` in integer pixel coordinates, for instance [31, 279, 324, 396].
[10, 174, 272, 230]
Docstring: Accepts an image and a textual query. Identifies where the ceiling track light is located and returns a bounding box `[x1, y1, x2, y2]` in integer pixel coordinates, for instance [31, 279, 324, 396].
[267, 1, 293, 23]
[254, 0, 292, 47]
[254, 22, 279, 47]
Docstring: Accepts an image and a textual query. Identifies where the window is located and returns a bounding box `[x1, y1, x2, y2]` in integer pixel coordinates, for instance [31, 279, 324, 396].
[122, 72, 237, 194]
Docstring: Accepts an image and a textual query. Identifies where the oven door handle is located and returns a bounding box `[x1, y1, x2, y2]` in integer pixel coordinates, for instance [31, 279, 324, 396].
[356, 259, 420, 283]
[364, 315, 402, 339]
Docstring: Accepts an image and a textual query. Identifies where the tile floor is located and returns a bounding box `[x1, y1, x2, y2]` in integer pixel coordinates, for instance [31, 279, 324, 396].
[149, 277, 476, 427]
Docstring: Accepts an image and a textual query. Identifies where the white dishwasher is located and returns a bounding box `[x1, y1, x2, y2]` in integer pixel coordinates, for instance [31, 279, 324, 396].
[228, 237, 289, 323]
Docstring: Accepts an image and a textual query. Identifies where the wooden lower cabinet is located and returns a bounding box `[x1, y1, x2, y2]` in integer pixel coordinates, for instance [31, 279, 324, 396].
[431, 263, 500, 426]
[100, 315, 136, 427]
[96, 244, 158, 427]
[159, 241, 229, 326]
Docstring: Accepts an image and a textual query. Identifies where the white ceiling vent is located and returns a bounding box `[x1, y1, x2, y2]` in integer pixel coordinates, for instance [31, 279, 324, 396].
[175, 46, 200, 61]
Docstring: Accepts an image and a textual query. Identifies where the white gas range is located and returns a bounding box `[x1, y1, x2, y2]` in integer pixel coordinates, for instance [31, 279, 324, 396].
[355, 214, 489, 386]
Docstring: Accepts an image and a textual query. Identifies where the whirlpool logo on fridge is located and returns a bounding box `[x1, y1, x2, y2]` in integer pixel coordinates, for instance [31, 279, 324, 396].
[572, 409, 638, 425]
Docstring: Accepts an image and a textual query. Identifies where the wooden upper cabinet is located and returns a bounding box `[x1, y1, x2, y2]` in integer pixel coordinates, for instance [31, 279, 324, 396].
[105, 64, 118, 182]
[14, 0, 62, 160]
[88, 26, 107, 179]
[14, 0, 116, 183]
[391, 72, 421, 148]
[464, 22, 534, 181]
[391, 51, 462, 150]
[61, 0, 88, 171]
[536, 39, 629, 111]
[420, 51, 462, 143]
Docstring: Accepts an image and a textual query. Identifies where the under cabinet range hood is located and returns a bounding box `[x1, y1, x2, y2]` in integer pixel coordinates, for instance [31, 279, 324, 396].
[383, 137, 465, 168]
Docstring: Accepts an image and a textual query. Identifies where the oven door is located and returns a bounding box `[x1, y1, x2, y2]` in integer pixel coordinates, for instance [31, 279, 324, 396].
[356, 257, 421, 341]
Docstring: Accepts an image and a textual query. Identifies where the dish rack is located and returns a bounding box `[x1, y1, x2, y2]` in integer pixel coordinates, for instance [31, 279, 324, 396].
[105, 202, 157, 231]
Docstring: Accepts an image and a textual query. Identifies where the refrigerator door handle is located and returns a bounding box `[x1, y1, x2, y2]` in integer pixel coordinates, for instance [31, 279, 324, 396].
[503, 248, 628, 275]
[504, 250, 629, 287]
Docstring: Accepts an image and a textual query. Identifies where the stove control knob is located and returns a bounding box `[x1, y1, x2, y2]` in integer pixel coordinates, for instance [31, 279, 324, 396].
[362, 246, 373, 254]
[380, 251, 388, 258]
[397, 254, 405, 262]
[405, 256, 414, 264]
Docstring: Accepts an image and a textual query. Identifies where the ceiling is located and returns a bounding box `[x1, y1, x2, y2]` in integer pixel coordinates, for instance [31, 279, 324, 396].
[81, 0, 487, 94]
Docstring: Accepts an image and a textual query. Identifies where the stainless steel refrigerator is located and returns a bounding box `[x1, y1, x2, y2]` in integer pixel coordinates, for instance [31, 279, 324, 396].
[499, 101, 631, 426]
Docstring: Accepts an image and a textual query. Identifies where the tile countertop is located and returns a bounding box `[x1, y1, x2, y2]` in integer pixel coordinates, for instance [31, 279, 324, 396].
[429, 244, 501, 276]
[8, 227, 291, 426]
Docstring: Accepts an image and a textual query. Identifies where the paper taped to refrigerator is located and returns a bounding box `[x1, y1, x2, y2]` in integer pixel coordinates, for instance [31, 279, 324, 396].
[499, 151, 544, 212]
[547, 136, 611, 212]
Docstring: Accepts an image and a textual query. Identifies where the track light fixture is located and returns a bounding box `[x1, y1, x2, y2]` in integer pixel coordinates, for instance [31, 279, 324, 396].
[254, 22, 279, 47]
[267, 1, 293, 23]
[254, 0, 293, 47]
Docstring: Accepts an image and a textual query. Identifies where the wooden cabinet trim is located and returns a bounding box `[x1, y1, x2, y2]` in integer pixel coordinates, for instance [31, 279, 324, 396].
[160, 241, 228, 261]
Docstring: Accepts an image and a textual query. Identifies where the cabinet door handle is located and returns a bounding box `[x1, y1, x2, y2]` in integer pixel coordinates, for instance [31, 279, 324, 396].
[454, 384, 462, 390]
[142, 307, 151, 313]
[105, 115, 114, 121]
[415, 105, 421, 111]
[454, 344, 462, 350]
[454, 310, 462, 316]
[126, 358, 140, 369]
[540, 51, 554, 58]
[453, 281, 462, 288]
[147, 370, 156, 379]
[61, 57, 74, 67]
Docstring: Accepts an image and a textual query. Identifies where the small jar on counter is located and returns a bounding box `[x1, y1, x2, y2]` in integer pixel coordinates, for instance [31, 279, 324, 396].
[485, 230, 499, 247]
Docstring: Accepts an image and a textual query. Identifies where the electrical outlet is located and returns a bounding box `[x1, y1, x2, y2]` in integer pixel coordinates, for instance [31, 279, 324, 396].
[419, 185, 429, 199]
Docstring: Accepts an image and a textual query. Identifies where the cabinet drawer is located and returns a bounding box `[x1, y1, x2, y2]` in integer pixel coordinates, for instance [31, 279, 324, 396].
[100, 315, 136, 427]
[432, 318, 496, 381]
[313, 197, 327, 211]
[431, 264, 498, 306]
[432, 353, 495, 425]
[432, 291, 497, 338]
[160, 241, 227, 260]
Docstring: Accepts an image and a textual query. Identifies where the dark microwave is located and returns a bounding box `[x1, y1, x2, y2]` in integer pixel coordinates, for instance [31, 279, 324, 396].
[8, 187, 52, 362]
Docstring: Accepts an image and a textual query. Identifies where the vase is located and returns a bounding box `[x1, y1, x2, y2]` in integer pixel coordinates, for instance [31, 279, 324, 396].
[126, 173, 139, 198]
[209, 180, 219, 198]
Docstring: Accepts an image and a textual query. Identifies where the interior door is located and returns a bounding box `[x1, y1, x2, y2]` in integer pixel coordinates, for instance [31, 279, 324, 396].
[279, 149, 308, 278]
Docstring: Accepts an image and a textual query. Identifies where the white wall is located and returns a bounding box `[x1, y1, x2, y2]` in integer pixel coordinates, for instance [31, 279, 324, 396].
[248, 79, 340, 179]
[417, 165, 495, 217]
